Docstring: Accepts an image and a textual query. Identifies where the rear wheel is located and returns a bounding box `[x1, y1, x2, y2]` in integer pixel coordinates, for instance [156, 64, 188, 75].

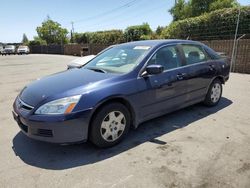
[89, 103, 130, 148]
[204, 79, 222, 106]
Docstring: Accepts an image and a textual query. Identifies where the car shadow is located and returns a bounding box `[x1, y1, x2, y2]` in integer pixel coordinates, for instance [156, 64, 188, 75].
[12, 97, 232, 170]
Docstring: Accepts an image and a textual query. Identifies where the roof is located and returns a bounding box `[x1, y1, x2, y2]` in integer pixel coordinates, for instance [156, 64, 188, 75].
[118, 39, 203, 48]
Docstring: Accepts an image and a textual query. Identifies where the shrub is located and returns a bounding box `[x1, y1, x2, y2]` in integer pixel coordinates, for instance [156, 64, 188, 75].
[162, 6, 250, 40]
[29, 37, 47, 45]
[74, 30, 125, 44]
[124, 23, 152, 42]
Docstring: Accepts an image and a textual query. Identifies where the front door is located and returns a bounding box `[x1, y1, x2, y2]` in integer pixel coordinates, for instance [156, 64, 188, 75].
[136, 45, 189, 121]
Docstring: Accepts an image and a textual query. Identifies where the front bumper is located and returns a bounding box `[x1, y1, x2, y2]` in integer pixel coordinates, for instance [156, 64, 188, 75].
[4, 50, 15, 53]
[17, 50, 28, 53]
[12, 107, 92, 144]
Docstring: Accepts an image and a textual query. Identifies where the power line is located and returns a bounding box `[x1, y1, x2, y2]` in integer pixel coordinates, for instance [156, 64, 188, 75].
[73, 0, 142, 24]
[75, 1, 167, 32]
[74, 0, 147, 30]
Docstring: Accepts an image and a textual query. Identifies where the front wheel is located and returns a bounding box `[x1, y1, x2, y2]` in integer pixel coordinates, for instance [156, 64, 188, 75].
[204, 79, 222, 106]
[89, 103, 131, 148]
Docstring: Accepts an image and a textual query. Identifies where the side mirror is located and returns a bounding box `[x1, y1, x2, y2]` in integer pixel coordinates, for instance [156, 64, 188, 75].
[145, 64, 164, 75]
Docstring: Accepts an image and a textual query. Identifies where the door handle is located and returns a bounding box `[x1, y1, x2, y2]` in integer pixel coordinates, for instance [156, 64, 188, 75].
[157, 82, 173, 89]
[153, 79, 173, 89]
[176, 73, 186, 80]
[209, 64, 216, 71]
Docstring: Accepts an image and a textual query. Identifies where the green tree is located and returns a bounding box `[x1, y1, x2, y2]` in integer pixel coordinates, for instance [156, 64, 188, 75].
[169, 0, 239, 21]
[74, 32, 89, 44]
[155, 26, 165, 36]
[209, 0, 239, 11]
[29, 36, 47, 45]
[124, 23, 152, 42]
[188, 0, 215, 17]
[169, 0, 190, 21]
[36, 17, 68, 44]
[22, 33, 29, 45]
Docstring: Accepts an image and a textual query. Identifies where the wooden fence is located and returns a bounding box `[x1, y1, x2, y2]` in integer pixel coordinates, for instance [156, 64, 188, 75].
[201, 39, 250, 74]
[64, 44, 109, 56]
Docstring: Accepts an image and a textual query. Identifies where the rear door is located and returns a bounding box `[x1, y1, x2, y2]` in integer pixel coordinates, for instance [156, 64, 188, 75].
[179, 44, 216, 102]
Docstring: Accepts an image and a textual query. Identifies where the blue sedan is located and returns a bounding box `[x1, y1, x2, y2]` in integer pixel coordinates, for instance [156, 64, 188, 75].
[13, 40, 230, 147]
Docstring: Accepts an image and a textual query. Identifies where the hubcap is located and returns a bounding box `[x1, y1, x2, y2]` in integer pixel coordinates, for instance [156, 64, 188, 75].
[211, 83, 221, 103]
[100, 111, 126, 142]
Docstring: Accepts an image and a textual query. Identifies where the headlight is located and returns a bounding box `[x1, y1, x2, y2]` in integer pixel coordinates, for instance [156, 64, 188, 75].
[35, 95, 81, 115]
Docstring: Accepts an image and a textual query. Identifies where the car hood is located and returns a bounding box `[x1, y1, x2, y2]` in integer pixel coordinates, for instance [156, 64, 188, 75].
[19, 68, 116, 107]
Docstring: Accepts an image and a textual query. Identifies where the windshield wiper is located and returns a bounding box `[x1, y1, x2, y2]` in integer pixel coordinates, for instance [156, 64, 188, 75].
[86, 67, 107, 73]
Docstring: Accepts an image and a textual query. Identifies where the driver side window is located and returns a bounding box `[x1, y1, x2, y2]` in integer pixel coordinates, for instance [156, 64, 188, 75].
[148, 46, 181, 70]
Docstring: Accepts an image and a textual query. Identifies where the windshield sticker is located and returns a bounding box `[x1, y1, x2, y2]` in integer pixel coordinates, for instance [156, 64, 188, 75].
[133, 46, 151, 50]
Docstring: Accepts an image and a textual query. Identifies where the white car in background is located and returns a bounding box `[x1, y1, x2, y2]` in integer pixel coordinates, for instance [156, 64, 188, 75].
[3, 45, 16, 55]
[67, 55, 96, 69]
[0, 46, 4, 54]
[67, 45, 115, 69]
[17, 45, 30, 55]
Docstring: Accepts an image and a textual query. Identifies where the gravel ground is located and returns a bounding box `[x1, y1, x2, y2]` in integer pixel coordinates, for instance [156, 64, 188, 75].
[0, 54, 249, 188]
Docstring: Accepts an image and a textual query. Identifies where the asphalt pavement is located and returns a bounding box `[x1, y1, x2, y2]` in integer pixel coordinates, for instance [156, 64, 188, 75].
[0, 54, 249, 188]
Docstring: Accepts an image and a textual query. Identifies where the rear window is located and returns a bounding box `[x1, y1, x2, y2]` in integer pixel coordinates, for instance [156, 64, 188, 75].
[182, 44, 208, 65]
[204, 46, 222, 59]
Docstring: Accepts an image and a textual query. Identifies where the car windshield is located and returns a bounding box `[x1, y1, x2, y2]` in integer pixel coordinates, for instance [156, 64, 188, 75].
[83, 45, 151, 74]
[19, 46, 27, 49]
[5, 45, 13, 48]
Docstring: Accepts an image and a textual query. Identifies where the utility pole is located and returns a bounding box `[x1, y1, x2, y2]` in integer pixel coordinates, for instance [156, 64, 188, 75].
[71, 21, 75, 34]
[71, 21, 75, 43]
[230, 7, 241, 73]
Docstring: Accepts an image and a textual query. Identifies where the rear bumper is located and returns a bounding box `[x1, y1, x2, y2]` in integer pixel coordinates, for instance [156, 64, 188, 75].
[12, 108, 92, 144]
[225, 75, 229, 82]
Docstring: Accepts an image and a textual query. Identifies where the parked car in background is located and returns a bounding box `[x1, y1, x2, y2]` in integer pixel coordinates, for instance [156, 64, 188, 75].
[17, 45, 30, 55]
[67, 46, 115, 69]
[3, 45, 16, 55]
[0, 46, 4, 55]
[67, 55, 96, 69]
[13, 40, 230, 148]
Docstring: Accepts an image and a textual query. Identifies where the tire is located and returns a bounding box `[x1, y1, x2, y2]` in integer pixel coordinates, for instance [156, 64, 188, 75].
[204, 79, 222, 106]
[89, 103, 131, 148]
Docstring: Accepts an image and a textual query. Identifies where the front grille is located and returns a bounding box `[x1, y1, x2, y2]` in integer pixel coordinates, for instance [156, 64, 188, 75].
[16, 97, 34, 112]
[35, 129, 53, 137]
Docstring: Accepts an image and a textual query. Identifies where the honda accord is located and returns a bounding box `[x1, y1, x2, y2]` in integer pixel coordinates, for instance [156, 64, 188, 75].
[12, 40, 230, 147]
